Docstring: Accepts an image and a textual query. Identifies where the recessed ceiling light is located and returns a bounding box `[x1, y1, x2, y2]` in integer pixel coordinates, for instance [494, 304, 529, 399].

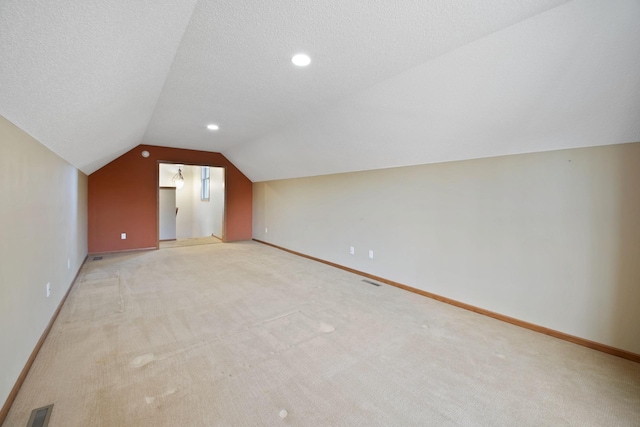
[207, 124, 219, 131]
[291, 53, 311, 67]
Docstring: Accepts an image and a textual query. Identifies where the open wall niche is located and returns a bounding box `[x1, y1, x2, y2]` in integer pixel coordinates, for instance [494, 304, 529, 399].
[159, 163, 225, 241]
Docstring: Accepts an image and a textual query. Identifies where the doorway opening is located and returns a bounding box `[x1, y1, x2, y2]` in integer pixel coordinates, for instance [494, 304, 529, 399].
[158, 163, 225, 248]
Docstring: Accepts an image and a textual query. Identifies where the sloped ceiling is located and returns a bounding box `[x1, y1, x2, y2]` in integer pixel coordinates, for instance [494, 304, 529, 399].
[1, 0, 639, 181]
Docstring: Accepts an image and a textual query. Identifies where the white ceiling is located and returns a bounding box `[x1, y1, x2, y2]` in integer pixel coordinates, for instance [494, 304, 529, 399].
[1, 0, 639, 181]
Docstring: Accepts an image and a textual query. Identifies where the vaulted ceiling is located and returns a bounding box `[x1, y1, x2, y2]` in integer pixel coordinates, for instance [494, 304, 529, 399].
[1, 0, 639, 181]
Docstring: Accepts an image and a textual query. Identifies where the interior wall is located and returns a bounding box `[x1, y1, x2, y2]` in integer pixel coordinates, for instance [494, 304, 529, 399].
[158, 163, 179, 187]
[211, 167, 225, 238]
[190, 166, 216, 239]
[88, 145, 252, 253]
[175, 166, 196, 239]
[0, 116, 88, 409]
[253, 142, 640, 355]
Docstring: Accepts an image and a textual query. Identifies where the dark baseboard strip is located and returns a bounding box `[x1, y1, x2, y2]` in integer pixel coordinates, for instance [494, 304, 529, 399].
[253, 239, 640, 364]
[0, 256, 88, 425]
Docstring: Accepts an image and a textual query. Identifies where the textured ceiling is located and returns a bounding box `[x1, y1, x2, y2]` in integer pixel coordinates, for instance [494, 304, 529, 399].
[0, 0, 199, 173]
[1, 0, 639, 180]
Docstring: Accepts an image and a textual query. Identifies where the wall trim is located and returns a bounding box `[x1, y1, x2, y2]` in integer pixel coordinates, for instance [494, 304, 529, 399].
[253, 239, 640, 364]
[88, 246, 157, 256]
[0, 256, 88, 425]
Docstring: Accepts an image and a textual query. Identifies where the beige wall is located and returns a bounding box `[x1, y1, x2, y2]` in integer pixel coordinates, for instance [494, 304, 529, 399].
[253, 143, 640, 355]
[0, 116, 88, 407]
[211, 167, 225, 239]
[176, 166, 197, 239]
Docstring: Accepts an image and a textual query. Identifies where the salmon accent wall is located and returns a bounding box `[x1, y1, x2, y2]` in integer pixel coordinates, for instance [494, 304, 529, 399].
[88, 145, 252, 253]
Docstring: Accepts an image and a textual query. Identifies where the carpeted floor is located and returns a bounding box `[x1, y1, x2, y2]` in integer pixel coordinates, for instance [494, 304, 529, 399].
[4, 242, 640, 426]
[159, 235, 222, 249]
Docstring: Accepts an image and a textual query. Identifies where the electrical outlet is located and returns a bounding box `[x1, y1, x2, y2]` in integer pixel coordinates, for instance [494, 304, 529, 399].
[265, 227, 268, 234]
[121, 233, 127, 240]
[67, 258, 71, 270]
[349, 246, 355, 255]
[46, 282, 51, 298]
[368, 250, 374, 259]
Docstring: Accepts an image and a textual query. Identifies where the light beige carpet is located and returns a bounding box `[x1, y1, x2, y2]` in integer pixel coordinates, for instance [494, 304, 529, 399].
[4, 242, 640, 426]
[159, 235, 222, 249]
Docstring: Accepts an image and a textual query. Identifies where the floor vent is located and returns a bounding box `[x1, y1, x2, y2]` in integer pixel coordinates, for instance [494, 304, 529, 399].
[93, 256, 103, 261]
[362, 279, 382, 287]
[26, 404, 53, 427]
